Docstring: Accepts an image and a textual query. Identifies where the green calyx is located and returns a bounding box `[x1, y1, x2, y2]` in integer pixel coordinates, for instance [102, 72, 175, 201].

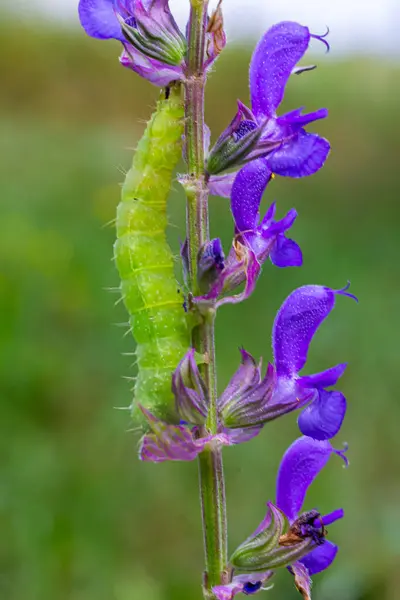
[230, 503, 315, 572]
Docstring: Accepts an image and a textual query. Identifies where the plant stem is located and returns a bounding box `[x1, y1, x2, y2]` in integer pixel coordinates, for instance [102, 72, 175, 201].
[198, 446, 228, 598]
[184, 0, 228, 596]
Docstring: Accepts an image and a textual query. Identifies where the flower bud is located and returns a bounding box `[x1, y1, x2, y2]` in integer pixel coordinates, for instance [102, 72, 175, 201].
[230, 503, 316, 572]
[197, 238, 225, 293]
[219, 354, 276, 429]
[206, 105, 262, 175]
[206, 101, 283, 175]
[172, 349, 208, 425]
[118, 0, 186, 67]
[230, 503, 287, 571]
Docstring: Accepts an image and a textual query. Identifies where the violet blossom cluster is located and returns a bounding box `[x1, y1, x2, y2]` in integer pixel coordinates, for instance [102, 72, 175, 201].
[79, 2, 356, 598]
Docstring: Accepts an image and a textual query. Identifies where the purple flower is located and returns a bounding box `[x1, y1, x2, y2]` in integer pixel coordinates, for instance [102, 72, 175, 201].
[197, 238, 226, 294]
[139, 349, 267, 462]
[196, 162, 301, 308]
[208, 172, 237, 199]
[139, 405, 232, 462]
[269, 284, 357, 440]
[206, 102, 281, 177]
[214, 437, 347, 599]
[212, 572, 274, 600]
[207, 21, 330, 181]
[218, 350, 275, 431]
[217, 284, 356, 440]
[231, 160, 303, 270]
[78, 0, 225, 85]
[275, 437, 347, 568]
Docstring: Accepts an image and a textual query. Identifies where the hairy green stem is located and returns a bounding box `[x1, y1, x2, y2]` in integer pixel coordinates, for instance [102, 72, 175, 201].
[184, 0, 228, 596]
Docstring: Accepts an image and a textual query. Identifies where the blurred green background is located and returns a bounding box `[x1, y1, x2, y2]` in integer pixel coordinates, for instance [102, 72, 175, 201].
[1, 13, 400, 600]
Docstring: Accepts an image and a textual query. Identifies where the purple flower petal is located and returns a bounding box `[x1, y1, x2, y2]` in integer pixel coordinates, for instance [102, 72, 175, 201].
[231, 160, 272, 232]
[223, 425, 264, 444]
[212, 581, 243, 600]
[216, 246, 261, 308]
[218, 349, 261, 411]
[263, 207, 297, 235]
[276, 436, 334, 522]
[133, 0, 183, 43]
[221, 360, 282, 429]
[212, 573, 273, 600]
[197, 238, 225, 293]
[297, 363, 347, 389]
[172, 349, 209, 425]
[300, 540, 338, 575]
[266, 131, 330, 178]
[278, 107, 328, 130]
[268, 375, 315, 416]
[273, 285, 337, 378]
[298, 390, 347, 440]
[208, 172, 238, 198]
[138, 406, 225, 462]
[120, 44, 184, 85]
[250, 22, 311, 119]
[204, 124, 211, 156]
[261, 201, 276, 227]
[212, 102, 250, 149]
[139, 424, 206, 462]
[315, 508, 344, 528]
[270, 235, 303, 268]
[79, 0, 125, 41]
[139, 423, 232, 461]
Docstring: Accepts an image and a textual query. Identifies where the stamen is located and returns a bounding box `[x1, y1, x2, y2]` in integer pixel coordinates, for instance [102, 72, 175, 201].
[261, 583, 274, 592]
[311, 26, 330, 54]
[292, 65, 317, 76]
[336, 281, 358, 302]
[334, 441, 349, 467]
[319, 25, 330, 38]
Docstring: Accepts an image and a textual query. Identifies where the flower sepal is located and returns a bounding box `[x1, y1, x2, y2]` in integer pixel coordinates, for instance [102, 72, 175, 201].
[197, 238, 226, 294]
[206, 102, 281, 175]
[138, 405, 232, 462]
[219, 351, 277, 428]
[230, 503, 316, 572]
[117, 0, 186, 67]
[172, 349, 208, 425]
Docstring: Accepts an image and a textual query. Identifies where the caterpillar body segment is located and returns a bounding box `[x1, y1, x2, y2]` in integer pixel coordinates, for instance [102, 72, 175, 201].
[114, 86, 189, 427]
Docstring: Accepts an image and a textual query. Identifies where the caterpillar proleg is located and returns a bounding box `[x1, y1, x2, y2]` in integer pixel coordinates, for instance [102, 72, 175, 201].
[114, 85, 189, 427]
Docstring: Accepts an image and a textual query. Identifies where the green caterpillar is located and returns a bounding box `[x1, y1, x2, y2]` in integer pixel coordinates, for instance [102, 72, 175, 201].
[114, 85, 189, 427]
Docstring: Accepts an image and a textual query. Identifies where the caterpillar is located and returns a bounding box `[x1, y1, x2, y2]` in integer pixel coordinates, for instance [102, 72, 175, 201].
[114, 85, 190, 428]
